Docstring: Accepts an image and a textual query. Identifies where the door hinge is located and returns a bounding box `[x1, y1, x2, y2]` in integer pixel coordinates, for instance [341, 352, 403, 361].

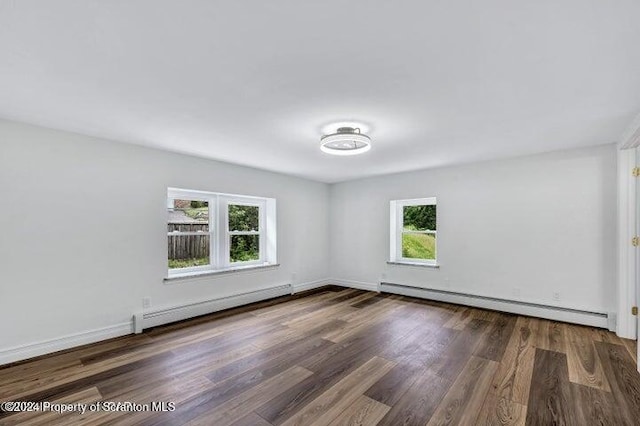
[633, 167, 640, 177]
[632, 306, 638, 316]
[633, 237, 640, 247]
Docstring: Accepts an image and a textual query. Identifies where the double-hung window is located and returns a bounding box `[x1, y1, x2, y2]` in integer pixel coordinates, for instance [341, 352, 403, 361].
[226, 200, 263, 265]
[390, 197, 437, 266]
[167, 188, 276, 277]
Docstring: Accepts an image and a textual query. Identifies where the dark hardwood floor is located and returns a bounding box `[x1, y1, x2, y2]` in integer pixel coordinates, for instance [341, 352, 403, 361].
[0, 287, 638, 425]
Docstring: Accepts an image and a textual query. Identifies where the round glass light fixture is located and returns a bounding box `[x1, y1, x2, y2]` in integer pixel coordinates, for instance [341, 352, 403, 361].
[320, 127, 371, 156]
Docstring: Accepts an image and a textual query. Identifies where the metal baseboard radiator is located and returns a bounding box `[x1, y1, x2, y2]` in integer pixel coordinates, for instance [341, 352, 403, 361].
[380, 282, 610, 329]
[133, 283, 292, 333]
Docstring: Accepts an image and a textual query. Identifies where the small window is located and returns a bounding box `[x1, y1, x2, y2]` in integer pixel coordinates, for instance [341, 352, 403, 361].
[390, 197, 437, 265]
[167, 188, 276, 277]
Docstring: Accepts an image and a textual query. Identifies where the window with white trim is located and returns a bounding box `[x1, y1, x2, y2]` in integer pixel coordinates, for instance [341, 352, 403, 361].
[167, 188, 276, 277]
[390, 197, 437, 265]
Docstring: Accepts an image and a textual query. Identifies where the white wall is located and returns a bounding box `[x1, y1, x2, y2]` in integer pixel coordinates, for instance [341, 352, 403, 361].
[0, 118, 619, 362]
[330, 144, 617, 314]
[0, 120, 330, 355]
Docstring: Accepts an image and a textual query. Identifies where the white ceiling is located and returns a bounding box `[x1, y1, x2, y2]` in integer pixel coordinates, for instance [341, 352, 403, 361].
[1, 1, 639, 183]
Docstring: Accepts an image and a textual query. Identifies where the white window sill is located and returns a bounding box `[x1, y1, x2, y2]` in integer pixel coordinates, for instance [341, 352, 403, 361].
[165, 263, 280, 282]
[387, 261, 440, 269]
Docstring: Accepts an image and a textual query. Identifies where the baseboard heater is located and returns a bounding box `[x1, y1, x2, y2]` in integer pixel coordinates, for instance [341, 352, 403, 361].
[133, 283, 292, 333]
[380, 282, 610, 329]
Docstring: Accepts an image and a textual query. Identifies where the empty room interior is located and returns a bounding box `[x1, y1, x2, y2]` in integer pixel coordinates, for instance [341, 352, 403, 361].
[2, 1, 640, 425]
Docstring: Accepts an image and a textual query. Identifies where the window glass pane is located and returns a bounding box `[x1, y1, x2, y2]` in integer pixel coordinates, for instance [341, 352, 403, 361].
[168, 199, 209, 232]
[168, 234, 210, 269]
[402, 233, 436, 260]
[229, 204, 259, 231]
[230, 235, 259, 262]
[403, 205, 436, 231]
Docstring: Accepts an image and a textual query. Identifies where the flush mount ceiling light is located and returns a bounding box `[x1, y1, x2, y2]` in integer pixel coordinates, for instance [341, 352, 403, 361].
[320, 127, 371, 156]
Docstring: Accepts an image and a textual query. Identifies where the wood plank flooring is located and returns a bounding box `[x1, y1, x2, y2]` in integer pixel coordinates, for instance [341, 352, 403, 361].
[0, 287, 638, 425]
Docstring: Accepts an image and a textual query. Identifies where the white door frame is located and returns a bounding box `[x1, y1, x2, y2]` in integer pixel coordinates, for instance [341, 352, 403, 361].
[617, 147, 637, 340]
[617, 113, 640, 371]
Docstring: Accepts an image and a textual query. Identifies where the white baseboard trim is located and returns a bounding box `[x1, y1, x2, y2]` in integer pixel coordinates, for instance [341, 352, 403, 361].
[292, 278, 333, 294]
[0, 322, 133, 366]
[2, 283, 294, 365]
[8, 279, 608, 366]
[380, 282, 610, 329]
[331, 278, 380, 292]
[607, 312, 617, 333]
[134, 283, 292, 332]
